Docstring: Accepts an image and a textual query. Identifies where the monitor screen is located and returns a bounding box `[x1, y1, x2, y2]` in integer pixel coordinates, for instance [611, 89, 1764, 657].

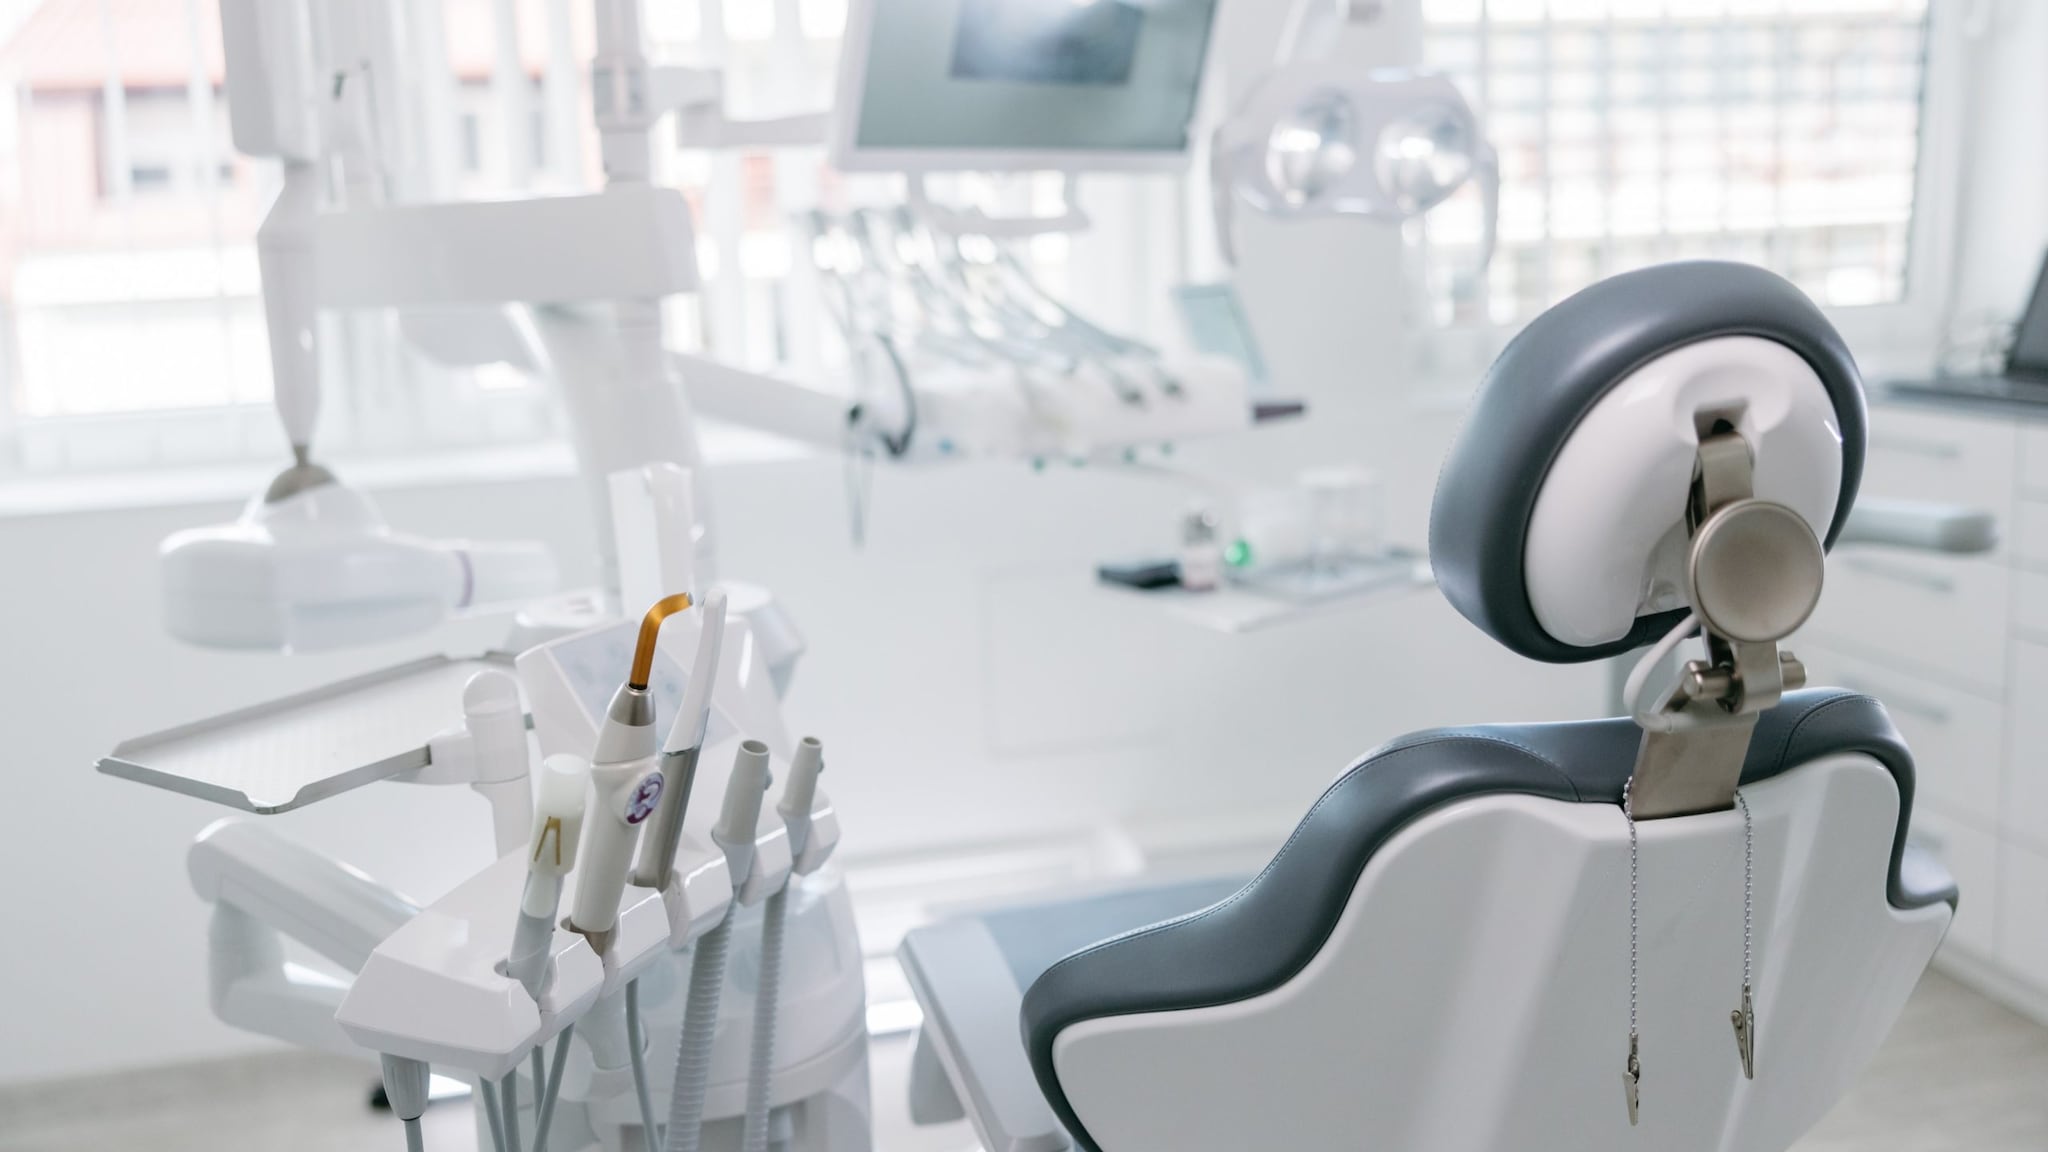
[2008, 250, 2048, 378]
[837, 0, 1220, 170]
[1174, 282, 1268, 388]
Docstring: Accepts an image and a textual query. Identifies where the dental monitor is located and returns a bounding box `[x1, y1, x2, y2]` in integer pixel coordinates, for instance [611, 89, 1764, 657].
[831, 0, 1221, 172]
[2006, 250, 2048, 380]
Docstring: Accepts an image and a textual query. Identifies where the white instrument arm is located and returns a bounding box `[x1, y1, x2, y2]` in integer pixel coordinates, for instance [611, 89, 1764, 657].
[188, 819, 421, 1057]
[672, 351, 864, 452]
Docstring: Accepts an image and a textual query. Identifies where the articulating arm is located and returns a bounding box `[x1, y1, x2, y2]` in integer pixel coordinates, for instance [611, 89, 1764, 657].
[188, 819, 421, 1057]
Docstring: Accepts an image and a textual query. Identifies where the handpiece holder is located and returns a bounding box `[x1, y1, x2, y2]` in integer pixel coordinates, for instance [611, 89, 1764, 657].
[779, 736, 827, 865]
[462, 671, 534, 857]
[715, 740, 775, 896]
[336, 838, 732, 1081]
[1625, 431, 1821, 819]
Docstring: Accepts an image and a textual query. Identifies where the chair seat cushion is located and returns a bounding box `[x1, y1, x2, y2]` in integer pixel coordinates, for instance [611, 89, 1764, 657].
[898, 877, 1248, 1152]
[979, 877, 1251, 995]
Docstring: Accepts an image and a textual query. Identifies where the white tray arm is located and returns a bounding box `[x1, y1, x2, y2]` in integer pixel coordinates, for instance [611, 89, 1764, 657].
[189, 818, 421, 1056]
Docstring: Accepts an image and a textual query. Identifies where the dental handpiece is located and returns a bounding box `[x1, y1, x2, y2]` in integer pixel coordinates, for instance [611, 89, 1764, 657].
[507, 754, 588, 1001]
[568, 593, 692, 955]
[632, 588, 729, 890]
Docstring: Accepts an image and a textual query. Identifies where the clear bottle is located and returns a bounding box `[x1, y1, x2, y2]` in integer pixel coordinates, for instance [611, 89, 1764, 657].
[1179, 506, 1223, 592]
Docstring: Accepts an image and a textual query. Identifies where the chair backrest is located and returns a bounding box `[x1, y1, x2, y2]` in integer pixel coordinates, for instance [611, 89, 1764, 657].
[1020, 262, 1957, 1152]
[1022, 694, 1953, 1152]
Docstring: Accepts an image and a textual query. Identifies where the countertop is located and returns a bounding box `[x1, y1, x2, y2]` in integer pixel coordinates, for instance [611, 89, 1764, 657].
[1874, 380, 2048, 424]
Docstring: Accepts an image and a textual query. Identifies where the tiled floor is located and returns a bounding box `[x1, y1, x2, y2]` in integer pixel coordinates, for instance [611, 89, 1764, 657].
[1, 971, 2041, 1152]
[1792, 971, 2048, 1152]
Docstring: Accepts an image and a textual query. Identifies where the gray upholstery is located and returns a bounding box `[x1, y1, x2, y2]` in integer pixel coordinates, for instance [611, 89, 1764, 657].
[979, 878, 1248, 994]
[1429, 260, 1869, 664]
[898, 879, 1248, 1152]
[1015, 688, 1951, 1152]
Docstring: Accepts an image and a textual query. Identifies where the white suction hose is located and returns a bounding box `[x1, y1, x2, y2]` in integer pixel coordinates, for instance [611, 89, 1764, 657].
[665, 914, 734, 1152]
[626, 979, 662, 1148]
[665, 739, 773, 1152]
[740, 887, 788, 1152]
[739, 736, 824, 1152]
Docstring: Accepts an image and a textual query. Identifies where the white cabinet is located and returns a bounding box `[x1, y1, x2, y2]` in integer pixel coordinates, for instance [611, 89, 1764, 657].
[1865, 407, 2017, 536]
[1803, 645, 2003, 827]
[2002, 843, 2048, 985]
[2017, 423, 2048, 499]
[2011, 500, 2048, 567]
[1908, 809, 2001, 957]
[1805, 552, 2009, 692]
[2015, 569, 2048, 640]
[2006, 642, 2048, 853]
[1800, 399, 2048, 1018]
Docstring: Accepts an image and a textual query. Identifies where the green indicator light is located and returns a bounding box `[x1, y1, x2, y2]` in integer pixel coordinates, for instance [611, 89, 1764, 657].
[1225, 539, 1252, 568]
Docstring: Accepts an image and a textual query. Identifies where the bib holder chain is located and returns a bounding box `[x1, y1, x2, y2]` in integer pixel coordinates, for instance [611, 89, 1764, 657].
[1618, 428, 1825, 1123]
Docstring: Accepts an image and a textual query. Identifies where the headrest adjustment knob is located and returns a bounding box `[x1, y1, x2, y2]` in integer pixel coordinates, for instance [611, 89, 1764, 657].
[1689, 500, 1824, 645]
[1627, 430, 1824, 820]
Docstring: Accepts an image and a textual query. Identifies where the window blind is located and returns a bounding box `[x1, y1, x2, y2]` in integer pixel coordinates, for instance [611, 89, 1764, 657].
[1420, 0, 1929, 328]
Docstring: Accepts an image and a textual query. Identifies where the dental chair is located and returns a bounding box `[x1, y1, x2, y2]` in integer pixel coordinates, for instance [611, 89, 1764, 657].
[898, 261, 1958, 1152]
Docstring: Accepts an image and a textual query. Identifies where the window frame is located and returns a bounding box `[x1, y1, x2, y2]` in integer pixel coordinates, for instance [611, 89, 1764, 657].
[1408, 0, 1967, 389]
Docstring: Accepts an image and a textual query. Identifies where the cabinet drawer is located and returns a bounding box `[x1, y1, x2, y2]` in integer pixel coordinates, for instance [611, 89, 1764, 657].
[1867, 407, 2016, 510]
[1803, 552, 2009, 693]
[2015, 567, 2048, 640]
[1908, 810, 1998, 959]
[2014, 500, 2048, 567]
[1802, 646, 2003, 828]
[2000, 841, 2048, 985]
[2006, 642, 2048, 852]
[2018, 424, 2048, 499]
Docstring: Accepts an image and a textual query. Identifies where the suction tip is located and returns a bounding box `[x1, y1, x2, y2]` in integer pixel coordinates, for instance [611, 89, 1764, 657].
[529, 754, 588, 875]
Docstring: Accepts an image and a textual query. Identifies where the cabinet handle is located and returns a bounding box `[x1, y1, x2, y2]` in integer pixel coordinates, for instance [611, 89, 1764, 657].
[1834, 675, 1952, 725]
[1871, 435, 1963, 461]
[1842, 557, 1957, 594]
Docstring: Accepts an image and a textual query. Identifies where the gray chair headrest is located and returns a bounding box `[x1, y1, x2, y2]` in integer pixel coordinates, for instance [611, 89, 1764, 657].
[1429, 261, 1867, 664]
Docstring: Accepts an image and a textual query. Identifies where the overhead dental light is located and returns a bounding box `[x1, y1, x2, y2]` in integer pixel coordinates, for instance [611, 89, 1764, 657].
[1212, 65, 1498, 267]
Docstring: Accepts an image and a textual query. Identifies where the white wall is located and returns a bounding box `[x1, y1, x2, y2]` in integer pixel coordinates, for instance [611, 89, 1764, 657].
[1944, 1, 2048, 326]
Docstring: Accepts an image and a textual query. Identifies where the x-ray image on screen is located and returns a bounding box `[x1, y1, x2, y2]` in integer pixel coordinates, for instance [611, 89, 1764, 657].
[950, 0, 1145, 86]
[839, 0, 1220, 166]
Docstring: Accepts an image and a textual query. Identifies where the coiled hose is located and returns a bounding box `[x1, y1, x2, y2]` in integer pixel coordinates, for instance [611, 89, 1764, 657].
[741, 887, 790, 1152]
[664, 916, 735, 1152]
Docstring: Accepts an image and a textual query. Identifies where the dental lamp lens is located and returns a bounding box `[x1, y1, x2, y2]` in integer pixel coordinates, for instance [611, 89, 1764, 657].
[1266, 91, 1360, 210]
[1375, 108, 1476, 214]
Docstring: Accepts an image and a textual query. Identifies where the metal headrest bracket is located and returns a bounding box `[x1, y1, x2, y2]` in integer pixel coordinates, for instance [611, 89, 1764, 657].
[1627, 430, 1825, 820]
